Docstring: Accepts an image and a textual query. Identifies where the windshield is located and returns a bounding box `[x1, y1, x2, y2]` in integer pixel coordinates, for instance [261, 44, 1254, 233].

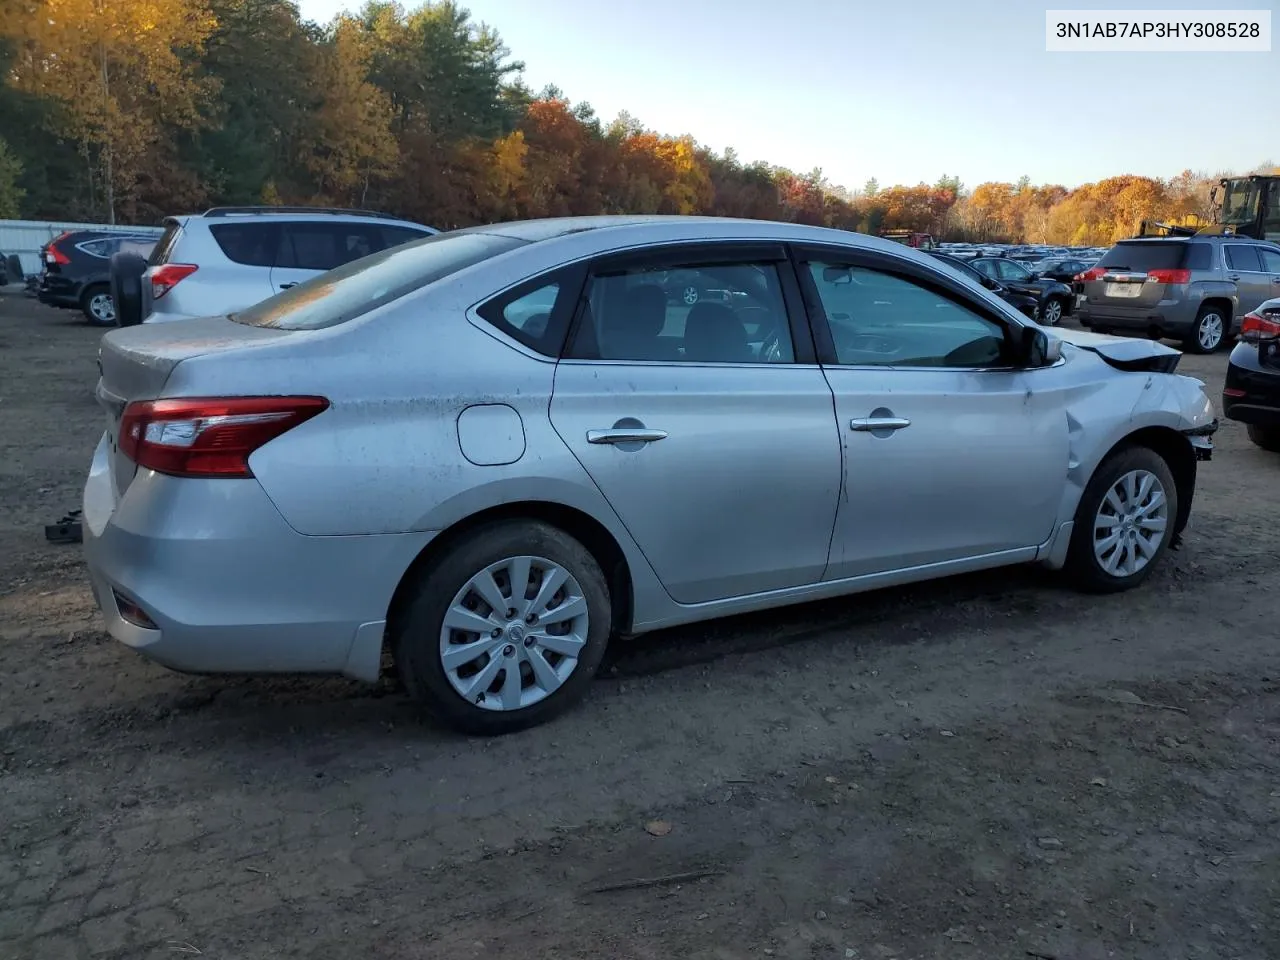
[1220, 179, 1261, 226]
[231, 231, 525, 330]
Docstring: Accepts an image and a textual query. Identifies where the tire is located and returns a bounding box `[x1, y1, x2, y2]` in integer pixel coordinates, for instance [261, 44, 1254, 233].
[5, 254, 21, 282]
[1039, 297, 1065, 326]
[1183, 305, 1228, 354]
[109, 251, 148, 327]
[1063, 445, 1179, 594]
[80, 284, 116, 326]
[1246, 424, 1280, 453]
[393, 520, 612, 735]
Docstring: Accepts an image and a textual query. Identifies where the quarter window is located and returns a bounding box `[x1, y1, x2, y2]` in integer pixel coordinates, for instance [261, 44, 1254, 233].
[477, 281, 561, 351]
[567, 261, 795, 364]
[806, 262, 1009, 368]
[1259, 248, 1280, 273]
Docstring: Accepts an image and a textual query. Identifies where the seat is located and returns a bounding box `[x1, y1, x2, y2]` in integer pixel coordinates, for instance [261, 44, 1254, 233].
[683, 302, 752, 362]
[600, 283, 675, 361]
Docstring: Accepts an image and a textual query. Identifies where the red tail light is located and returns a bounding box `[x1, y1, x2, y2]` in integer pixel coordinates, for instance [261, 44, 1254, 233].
[46, 242, 71, 265]
[1146, 268, 1191, 284]
[118, 396, 329, 478]
[150, 263, 198, 300]
[1076, 266, 1106, 282]
[1240, 310, 1280, 344]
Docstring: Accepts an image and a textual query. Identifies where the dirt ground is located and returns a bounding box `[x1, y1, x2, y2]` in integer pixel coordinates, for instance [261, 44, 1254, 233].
[1, 293, 1278, 960]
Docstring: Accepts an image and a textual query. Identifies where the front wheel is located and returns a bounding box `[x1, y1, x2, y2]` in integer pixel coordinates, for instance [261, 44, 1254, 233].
[393, 520, 612, 735]
[1063, 446, 1179, 594]
[81, 284, 116, 326]
[1246, 424, 1280, 453]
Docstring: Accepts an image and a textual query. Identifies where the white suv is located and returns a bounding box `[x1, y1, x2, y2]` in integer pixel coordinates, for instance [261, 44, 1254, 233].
[142, 206, 438, 322]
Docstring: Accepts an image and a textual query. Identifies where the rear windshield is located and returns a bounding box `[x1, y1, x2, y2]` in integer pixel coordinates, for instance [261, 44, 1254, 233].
[1098, 241, 1210, 272]
[149, 220, 184, 266]
[230, 232, 526, 330]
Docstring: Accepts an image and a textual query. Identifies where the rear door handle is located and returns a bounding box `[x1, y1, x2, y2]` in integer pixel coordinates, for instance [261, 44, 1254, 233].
[850, 417, 911, 432]
[279, 282, 297, 290]
[1227, 274, 1240, 281]
[587, 428, 668, 445]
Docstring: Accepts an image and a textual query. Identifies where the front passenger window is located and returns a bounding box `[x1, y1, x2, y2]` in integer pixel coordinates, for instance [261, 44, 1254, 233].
[807, 262, 1009, 368]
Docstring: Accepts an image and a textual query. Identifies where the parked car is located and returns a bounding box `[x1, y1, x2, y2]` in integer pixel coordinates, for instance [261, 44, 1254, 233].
[38, 230, 158, 325]
[85, 216, 1217, 735]
[928, 252, 1040, 318]
[967, 257, 1075, 325]
[1074, 236, 1280, 353]
[1033, 257, 1093, 283]
[139, 206, 438, 323]
[1222, 296, 1280, 452]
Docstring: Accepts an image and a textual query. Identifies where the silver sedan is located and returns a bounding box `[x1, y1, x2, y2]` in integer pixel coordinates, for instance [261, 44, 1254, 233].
[84, 216, 1218, 734]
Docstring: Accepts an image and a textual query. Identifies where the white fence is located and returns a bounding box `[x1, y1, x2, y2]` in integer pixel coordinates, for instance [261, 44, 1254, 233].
[0, 219, 165, 278]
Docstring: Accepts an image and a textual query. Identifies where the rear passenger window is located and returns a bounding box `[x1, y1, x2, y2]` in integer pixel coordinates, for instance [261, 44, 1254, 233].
[1225, 245, 1263, 272]
[276, 224, 341, 270]
[210, 224, 277, 267]
[1259, 248, 1280, 273]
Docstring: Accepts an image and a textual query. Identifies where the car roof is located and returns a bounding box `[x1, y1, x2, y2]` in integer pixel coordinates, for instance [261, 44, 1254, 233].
[461, 215, 920, 257]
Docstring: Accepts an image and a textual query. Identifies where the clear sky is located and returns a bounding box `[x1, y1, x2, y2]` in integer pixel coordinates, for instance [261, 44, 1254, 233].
[293, 0, 1278, 191]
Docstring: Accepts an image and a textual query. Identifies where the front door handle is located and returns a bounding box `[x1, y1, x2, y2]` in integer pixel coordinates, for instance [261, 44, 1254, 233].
[587, 428, 669, 445]
[279, 282, 297, 290]
[850, 417, 911, 432]
[1227, 274, 1240, 282]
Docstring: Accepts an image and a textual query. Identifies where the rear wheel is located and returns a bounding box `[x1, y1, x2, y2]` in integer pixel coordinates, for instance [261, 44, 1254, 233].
[80, 284, 115, 326]
[1063, 446, 1178, 594]
[1246, 424, 1280, 453]
[1039, 297, 1065, 326]
[1184, 305, 1227, 354]
[393, 520, 612, 735]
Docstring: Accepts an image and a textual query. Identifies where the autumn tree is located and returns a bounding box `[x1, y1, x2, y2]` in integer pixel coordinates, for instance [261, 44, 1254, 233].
[297, 17, 398, 205]
[0, 0, 216, 221]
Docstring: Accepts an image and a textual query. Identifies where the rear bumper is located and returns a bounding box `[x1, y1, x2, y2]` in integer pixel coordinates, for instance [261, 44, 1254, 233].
[1223, 348, 1280, 426]
[82, 434, 436, 681]
[37, 277, 81, 308]
[1076, 301, 1202, 334]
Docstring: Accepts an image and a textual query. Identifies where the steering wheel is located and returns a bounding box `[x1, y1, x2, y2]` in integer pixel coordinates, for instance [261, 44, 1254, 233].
[737, 306, 786, 363]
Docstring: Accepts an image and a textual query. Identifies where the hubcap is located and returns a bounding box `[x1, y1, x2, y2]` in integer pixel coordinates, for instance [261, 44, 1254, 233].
[1042, 300, 1062, 324]
[1093, 469, 1168, 578]
[439, 555, 589, 712]
[682, 286, 699, 305]
[1198, 313, 1223, 350]
[90, 293, 115, 322]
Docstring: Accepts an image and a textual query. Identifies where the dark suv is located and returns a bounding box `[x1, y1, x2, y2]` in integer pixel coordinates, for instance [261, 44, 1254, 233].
[38, 230, 159, 325]
[1075, 236, 1280, 353]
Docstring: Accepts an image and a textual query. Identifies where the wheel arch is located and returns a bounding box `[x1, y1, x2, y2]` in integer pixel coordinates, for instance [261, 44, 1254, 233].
[385, 500, 637, 657]
[1096, 425, 1197, 537]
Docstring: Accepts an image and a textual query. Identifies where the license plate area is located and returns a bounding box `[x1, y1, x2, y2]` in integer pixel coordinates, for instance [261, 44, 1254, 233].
[1104, 281, 1143, 298]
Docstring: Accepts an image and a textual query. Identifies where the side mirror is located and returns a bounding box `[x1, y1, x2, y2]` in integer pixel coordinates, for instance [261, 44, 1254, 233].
[1016, 326, 1063, 367]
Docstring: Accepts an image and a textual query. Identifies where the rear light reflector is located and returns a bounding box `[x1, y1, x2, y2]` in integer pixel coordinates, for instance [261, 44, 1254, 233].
[113, 590, 157, 629]
[119, 396, 329, 478]
[1076, 266, 1106, 282]
[1240, 310, 1280, 344]
[1223, 387, 1247, 397]
[150, 263, 198, 300]
[1146, 269, 1191, 284]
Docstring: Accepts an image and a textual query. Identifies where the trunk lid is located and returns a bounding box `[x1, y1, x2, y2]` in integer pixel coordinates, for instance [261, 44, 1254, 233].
[97, 316, 295, 492]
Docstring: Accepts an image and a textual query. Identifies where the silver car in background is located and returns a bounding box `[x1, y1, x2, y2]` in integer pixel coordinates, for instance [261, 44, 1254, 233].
[142, 206, 438, 322]
[85, 217, 1218, 734]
